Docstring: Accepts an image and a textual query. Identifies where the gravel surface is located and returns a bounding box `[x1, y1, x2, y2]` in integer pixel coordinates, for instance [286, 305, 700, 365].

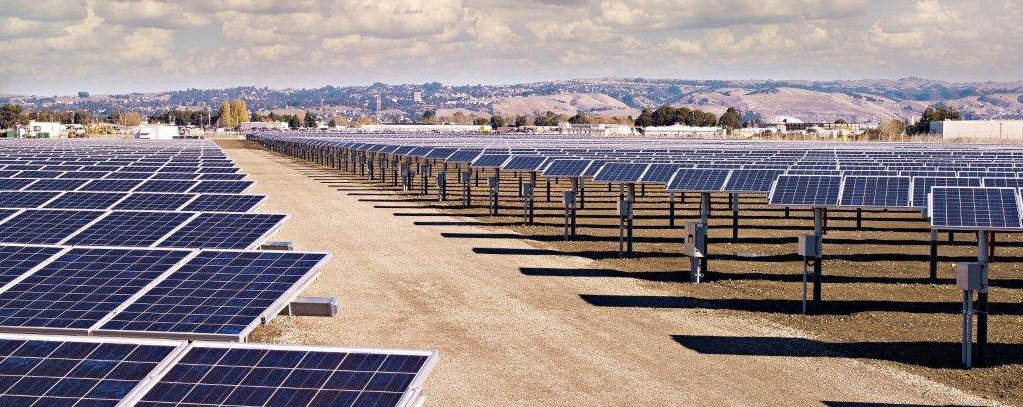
[223, 140, 1001, 406]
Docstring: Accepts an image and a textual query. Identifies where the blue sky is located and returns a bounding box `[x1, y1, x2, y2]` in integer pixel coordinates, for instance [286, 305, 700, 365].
[0, 0, 1020, 95]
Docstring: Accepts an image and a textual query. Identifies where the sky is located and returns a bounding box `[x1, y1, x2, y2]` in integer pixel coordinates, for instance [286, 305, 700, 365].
[0, 0, 1020, 95]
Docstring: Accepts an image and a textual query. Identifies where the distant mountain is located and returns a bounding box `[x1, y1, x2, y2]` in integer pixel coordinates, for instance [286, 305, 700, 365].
[3, 78, 1022, 123]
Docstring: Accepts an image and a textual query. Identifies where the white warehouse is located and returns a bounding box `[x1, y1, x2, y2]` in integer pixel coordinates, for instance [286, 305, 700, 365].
[931, 120, 1023, 142]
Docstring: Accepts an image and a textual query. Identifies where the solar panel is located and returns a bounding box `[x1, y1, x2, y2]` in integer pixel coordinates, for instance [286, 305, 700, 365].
[149, 172, 200, 180]
[188, 180, 253, 194]
[112, 193, 195, 211]
[0, 248, 190, 332]
[13, 170, 64, 179]
[0, 209, 104, 245]
[542, 160, 592, 178]
[0, 191, 60, 208]
[839, 176, 911, 208]
[471, 154, 511, 168]
[80, 179, 143, 192]
[44, 192, 127, 210]
[983, 177, 1023, 188]
[196, 167, 239, 174]
[181, 194, 266, 213]
[23, 179, 89, 192]
[911, 177, 982, 208]
[0, 335, 179, 407]
[930, 187, 1022, 230]
[666, 169, 730, 192]
[197, 173, 246, 181]
[0, 245, 64, 287]
[135, 180, 198, 193]
[592, 163, 649, 183]
[58, 170, 110, 179]
[500, 156, 546, 171]
[446, 150, 482, 163]
[768, 175, 842, 207]
[639, 164, 683, 184]
[103, 172, 152, 180]
[723, 169, 785, 193]
[65, 211, 197, 247]
[98, 251, 328, 340]
[133, 342, 437, 407]
[0, 179, 35, 191]
[157, 213, 286, 249]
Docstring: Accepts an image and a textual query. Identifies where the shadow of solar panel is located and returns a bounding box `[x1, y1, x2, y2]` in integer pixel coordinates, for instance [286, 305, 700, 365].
[157, 213, 286, 249]
[44, 192, 127, 210]
[0, 192, 59, 209]
[930, 187, 1022, 230]
[80, 179, 144, 192]
[23, 179, 89, 192]
[113, 193, 196, 211]
[136, 181, 198, 193]
[0, 245, 63, 287]
[0, 209, 105, 245]
[98, 251, 327, 340]
[667, 169, 730, 192]
[0, 336, 178, 407]
[911, 177, 982, 208]
[724, 169, 785, 192]
[134, 343, 435, 407]
[592, 163, 648, 183]
[768, 175, 842, 207]
[188, 181, 253, 194]
[542, 160, 591, 177]
[839, 176, 911, 208]
[181, 194, 265, 213]
[0, 248, 190, 332]
[65, 211, 196, 247]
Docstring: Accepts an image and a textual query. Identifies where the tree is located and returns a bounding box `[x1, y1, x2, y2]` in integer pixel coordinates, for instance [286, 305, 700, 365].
[568, 113, 592, 125]
[718, 107, 742, 129]
[834, 119, 848, 124]
[217, 101, 234, 128]
[287, 114, 301, 129]
[328, 119, 338, 128]
[489, 115, 506, 128]
[231, 99, 248, 125]
[450, 111, 468, 125]
[515, 115, 528, 127]
[250, 112, 264, 122]
[909, 104, 962, 134]
[877, 119, 906, 141]
[113, 111, 143, 126]
[472, 117, 489, 126]
[0, 104, 26, 129]
[533, 111, 562, 126]
[419, 110, 437, 124]
[304, 111, 318, 128]
[634, 108, 654, 127]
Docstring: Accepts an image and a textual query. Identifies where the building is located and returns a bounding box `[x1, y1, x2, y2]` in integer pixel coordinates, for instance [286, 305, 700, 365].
[558, 122, 635, 137]
[134, 125, 180, 140]
[356, 124, 491, 133]
[641, 124, 726, 138]
[930, 120, 1023, 142]
[240, 122, 289, 132]
[25, 121, 62, 138]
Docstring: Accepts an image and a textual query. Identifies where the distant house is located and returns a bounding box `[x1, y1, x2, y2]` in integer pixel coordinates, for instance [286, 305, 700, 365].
[25, 121, 62, 138]
[642, 124, 725, 138]
[559, 122, 635, 136]
[134, 125, 180, 140]
[240, 122, 289, 132]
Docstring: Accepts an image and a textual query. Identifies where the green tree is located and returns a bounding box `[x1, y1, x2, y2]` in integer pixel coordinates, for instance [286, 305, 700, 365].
[287, 115, 301, 129]
[328, 119, 338, 127]
[568, 113, 592, 125]
[473, 117, 489, 126]
[909, 104, 963, 134]
[419, 110, 437, 124]
[533, 111, 562, 126]
[515, 115, 528, 127]
[304, 111, 318, 128]
[251, 112, 264, 122]
[489, 115, 506, 128]
[718, 107, 742, 129]
[634, 108, 654, 127]
[0, 104, 26, 129]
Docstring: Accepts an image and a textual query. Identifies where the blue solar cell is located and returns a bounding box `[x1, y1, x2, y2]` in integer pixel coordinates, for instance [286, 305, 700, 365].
[196, 167, 239, 174]
[57, 170, 110, 179]
[0, 209, 105, 244]
[640, 164, 684, 184]
[724, 169, 785, 192]
[105, 172, 152, 180]
[424, 148, 457, 160]
[23, 179, 89, 191]
[911, 177, 982, 208]
[768, 175, 842, 207]
[113, 193, 195, 211]
[188, 181, 253, 194]
[157, 213, 286, 249]
[149, 172, 200, 180]
[0, 245, 63, 287]
[0, 191, 61, 208]
[0, 337, 178, 407]
[592, 163, 649, 183]
[0, 179, 35, 191]
[446, 150, 482, 163]
[667, 169, 731, 192]
[197, 173, 246, 181]
[0, 248, 190, 331]
[839, 176, 911, 208]
[471, 154, 511, 168]
[80, 179, 144, 192]
[542, 160, 592, 177]
[983, 177, 1023, 188]
[136, 180, 198, 193]
[99, 251, 327, 339]
[12, 171, 63, 179]
[500, 156, 546, 171]
[45, 192, 127, 210]
[181, 194, 265, 213]
[134, 344, 434, 407]
[65, 211, 196, 247]
[930, 187, 1022, 230]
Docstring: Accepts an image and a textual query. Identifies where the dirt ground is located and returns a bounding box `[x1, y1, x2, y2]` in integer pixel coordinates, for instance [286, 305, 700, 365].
[221, 139, 1018, 406]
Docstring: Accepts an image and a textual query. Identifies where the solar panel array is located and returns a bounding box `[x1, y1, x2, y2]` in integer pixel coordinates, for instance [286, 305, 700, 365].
[0, 139, 439, 407]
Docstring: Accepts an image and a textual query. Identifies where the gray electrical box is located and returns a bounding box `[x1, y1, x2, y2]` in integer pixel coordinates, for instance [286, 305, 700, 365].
[488, 176, 499, 191]
[956, 262, 984, 291]
[400, 163, 410, 176]
[260, 241, 293, 251]
[797, 234, 818, 257]
[522, 183, 534, 196]
[563, 191, 576, 207]
[618, 199, 633, 218]
[683, 222, 706, 257]
[461, 171, 471, 184]
[420, 164, 430, 173]
[437, 170, 446, 184]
